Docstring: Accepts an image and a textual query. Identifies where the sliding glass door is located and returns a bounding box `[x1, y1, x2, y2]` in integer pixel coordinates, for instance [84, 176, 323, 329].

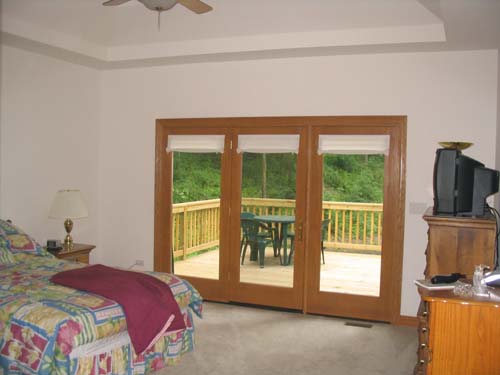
[305, 124, 405, 322]
[154, 126, 232, 301]
[318, 135, 388, 297]
[155, 117, 406, 322]
[229, 129, 308, 310]
[169, 137, 224, 281]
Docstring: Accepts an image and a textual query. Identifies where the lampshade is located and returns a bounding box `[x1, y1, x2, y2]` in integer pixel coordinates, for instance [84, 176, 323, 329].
[49, 190, 88, 219]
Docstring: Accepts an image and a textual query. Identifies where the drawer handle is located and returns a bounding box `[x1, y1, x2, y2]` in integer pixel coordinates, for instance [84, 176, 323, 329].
[422, 311, 428, 317]
[419, 359, 425, 365]
[420, 343, 426, 349]
[421, 327, 427, 333]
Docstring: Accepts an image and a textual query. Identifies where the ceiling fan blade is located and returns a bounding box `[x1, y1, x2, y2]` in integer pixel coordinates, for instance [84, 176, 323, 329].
[178, 0, 212, 14]
[102, 0, 133, 6]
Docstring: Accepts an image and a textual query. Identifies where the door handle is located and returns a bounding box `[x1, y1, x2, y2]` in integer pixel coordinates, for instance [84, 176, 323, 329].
[296, 223, 303, 241]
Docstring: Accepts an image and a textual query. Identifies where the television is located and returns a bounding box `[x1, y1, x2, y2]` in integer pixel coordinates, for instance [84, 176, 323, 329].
[433, 148, 500, 217]
[472, 167, 500, 216]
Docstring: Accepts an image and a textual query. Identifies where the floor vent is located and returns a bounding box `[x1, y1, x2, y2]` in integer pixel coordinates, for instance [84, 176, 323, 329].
[344, 321, 373, 328]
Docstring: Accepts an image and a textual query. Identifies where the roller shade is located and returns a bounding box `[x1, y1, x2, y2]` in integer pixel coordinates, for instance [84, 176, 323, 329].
[318, 135, 390, 155]
[166, 135, 225, 153]
[237, 134, 300, 154]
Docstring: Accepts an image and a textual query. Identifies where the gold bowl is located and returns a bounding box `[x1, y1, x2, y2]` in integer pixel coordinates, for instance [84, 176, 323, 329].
[438, 142, 473, 150]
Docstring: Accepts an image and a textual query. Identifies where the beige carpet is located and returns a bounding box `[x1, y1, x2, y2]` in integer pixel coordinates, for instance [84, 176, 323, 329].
[160, 302, 417, 375]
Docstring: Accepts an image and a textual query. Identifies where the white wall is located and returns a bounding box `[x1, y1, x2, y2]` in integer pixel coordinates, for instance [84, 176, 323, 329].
[0, 46, 100, 255]
[100, 50, 498, 316]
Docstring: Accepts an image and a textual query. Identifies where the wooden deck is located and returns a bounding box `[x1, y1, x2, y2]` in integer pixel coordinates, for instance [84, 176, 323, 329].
[174, 247, 381, 296]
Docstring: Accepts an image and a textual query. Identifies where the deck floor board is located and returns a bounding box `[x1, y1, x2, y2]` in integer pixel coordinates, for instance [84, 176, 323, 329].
[174, 248, 381, 296]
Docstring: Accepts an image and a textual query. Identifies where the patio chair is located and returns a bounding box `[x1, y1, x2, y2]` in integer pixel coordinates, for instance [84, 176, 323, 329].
[240, 212, 266, 254]
[240, 212, 278, 252]
[240, 216, 275, 268]
[240, 212, 256, 255]
[287, 219, 328, 265]
[284, 229, 295, 265]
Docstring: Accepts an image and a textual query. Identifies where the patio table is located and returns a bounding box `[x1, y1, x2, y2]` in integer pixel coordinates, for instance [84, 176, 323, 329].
[254, 215, 295, 266]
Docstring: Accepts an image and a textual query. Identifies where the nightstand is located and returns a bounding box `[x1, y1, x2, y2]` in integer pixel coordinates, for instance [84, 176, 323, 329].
[50, 243, 95, 264]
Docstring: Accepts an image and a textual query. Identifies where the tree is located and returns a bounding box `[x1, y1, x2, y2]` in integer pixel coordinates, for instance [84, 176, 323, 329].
[173, 152, 222, 203]
[173, 152, 384, 204]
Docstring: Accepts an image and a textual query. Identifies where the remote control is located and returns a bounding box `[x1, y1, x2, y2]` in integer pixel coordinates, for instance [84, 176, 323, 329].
[431, 273, 464, 284]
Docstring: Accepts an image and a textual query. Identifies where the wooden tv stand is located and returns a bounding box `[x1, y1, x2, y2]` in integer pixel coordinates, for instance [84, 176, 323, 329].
[422, 208, 496, 278]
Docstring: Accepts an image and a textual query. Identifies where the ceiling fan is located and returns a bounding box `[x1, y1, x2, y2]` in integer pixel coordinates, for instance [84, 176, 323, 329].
[103, 0, 212, 13]
[103, 0, 212, 29]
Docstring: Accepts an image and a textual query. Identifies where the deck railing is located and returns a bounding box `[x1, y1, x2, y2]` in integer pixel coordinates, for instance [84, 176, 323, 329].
[172, 198, 383, 259]
[322, 201, 383, 252]
[172, 199, 221, 259]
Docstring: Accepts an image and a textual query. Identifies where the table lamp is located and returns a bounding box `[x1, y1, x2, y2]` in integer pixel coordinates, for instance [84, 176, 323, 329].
[49, 189, 88, 249]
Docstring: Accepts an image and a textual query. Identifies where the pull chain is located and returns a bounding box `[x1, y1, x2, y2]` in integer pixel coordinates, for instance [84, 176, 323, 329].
[156, 7, 162, 31]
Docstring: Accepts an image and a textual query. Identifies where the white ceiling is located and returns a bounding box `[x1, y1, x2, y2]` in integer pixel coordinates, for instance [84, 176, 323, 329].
[1, 0, 443, 45]
[1, 0, 499, 69]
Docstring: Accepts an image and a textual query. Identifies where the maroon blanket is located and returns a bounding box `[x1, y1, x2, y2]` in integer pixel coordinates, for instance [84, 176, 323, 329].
[50, 264, 186, 355]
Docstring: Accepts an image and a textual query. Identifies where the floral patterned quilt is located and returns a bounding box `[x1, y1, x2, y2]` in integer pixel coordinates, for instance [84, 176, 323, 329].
[0, 253, 202, 375]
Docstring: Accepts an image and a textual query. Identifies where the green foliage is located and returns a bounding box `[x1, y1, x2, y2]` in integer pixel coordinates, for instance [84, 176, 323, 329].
[242, 153, 296, 199]
[172, 152, 384, 203]
[323, 154, 384, 203]
[173, 152, 222, 203]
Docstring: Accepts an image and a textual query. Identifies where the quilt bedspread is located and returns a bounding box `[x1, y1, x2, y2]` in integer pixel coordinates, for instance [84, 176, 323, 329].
[0, 254, 202, 375]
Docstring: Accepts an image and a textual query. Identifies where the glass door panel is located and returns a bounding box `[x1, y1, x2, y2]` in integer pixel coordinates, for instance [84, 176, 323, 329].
[306, 126, 404, 323]
[239, 152, 296, 288]
[171, 151, 221, 280]
[319, 154, 384, 296]
[229, 128, 306, 311]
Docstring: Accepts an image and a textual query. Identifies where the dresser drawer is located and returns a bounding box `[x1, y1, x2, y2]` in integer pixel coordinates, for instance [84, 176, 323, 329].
[417, 300, 429, 321]
[414, 357, 427, 375]
[53, 244, 94, 264]
[67, 254, 89, 263]
[414, 300, 430, 375]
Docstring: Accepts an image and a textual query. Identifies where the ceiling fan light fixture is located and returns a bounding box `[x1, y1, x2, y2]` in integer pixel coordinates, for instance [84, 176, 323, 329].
[139, 0, 178, 12]
[102, 0, 213, 17]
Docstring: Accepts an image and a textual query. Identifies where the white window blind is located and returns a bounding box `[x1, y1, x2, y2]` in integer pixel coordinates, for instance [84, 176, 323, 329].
[237, 134, 300, 154]
[166, 135, 225, 153]
[318, 135, 390, 155]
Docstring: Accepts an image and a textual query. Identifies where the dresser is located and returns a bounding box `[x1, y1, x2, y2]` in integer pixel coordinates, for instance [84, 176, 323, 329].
[423, 208, 496, 278]
[415, 208, 499, 374]
[414, 288, 500, 375]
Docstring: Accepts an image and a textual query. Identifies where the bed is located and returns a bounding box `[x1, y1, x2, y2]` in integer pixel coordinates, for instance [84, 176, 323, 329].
[0, 220, 203, 375]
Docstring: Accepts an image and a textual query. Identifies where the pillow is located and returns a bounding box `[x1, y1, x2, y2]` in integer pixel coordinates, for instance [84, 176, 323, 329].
[0, 219, 44, 256]
[0, 237, 16, 265]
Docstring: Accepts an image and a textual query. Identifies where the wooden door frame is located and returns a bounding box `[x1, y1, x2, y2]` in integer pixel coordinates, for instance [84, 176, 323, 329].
[155, 116, 406, 321]
[227, 124, 308, 310]
[154, 121, 233, 301]
[155, 117, 310, 307]
[303, 116, 406, 323]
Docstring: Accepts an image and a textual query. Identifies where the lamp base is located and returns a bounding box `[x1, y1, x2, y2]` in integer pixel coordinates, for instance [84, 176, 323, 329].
[64, 218, 74, 249]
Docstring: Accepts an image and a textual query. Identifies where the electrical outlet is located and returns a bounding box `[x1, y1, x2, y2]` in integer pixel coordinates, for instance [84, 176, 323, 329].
[134, 259, 144, 266]
[409, 202, 428, 215]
